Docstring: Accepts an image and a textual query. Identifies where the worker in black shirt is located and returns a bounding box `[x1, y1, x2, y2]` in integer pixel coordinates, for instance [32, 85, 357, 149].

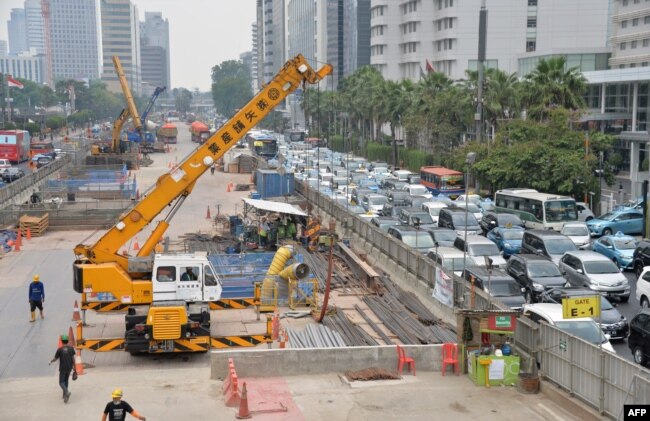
[49, 334, 76, 403]
[102, 389, 146, 421]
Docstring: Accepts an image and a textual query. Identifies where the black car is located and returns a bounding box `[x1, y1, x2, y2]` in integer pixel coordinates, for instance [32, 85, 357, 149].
[633, 239, 650, 278]
[1, 168, 25, 183]
[541, 287, 628, 340]
[424, 227, 458, 248]
[479, 212, 525, 235]
[505, 254, 567, 303]
[462, 267, 526, 310]
[629, 310, 650, 365]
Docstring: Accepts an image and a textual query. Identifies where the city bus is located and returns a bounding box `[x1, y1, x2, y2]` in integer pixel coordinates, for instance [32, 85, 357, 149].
[0, 130, 30, 163]
[30, 140, 56, 158]
[420, 166, 465, 199]
[494, 188, 578, 231]
[246, 131, 278, 158]
[285, 129, 306, 142]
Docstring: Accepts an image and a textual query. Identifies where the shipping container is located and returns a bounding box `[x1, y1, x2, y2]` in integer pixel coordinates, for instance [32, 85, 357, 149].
[256, 169, 295, 199]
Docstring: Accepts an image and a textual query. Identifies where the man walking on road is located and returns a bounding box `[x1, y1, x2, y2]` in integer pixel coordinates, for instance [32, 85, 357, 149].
[102, 388, 146, 420]
[28, 274, 45, 322]
[49, 334, 76, 403]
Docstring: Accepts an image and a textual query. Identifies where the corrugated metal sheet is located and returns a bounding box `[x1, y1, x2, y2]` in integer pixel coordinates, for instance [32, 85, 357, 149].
[243, 198, 306, 216]
[256, 169, 295, 198]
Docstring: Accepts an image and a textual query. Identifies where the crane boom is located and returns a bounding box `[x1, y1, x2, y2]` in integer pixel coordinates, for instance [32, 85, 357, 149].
[75, 55, 332, 272]
[140, 86, 166, 126]
[111, 56, 143, 152]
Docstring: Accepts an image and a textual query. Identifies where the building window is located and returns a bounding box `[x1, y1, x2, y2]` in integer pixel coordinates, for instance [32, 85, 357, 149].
[622, 20, 628, 28]
[528, 0, 537, 5]
[621, 42, 627, 50]
[449, 18, 453, 28]
[438, 20, 442, 31]
[644, 39, 650, 47]
[622, 0, 629, 5]
[526, 40, 536, 52]
[527, 18, 537, 28]
[632, 40, 638, 48]
[633, 18, 639, 26]
[646, 16, 650, 24]
[643, 62, 649, 67]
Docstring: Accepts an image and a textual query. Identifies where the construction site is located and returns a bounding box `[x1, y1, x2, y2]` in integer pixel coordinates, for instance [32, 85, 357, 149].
[0, 56, 604, 420]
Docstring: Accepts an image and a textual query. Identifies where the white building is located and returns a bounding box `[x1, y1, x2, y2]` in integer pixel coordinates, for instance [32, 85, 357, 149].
[24, 0, 45, 55]
[8, 8, 28, 55]
[0, 49, 45, 84]
[609, 0, 650, 69]
[100, 0, 141, 95]
[370, 0, 611, 81]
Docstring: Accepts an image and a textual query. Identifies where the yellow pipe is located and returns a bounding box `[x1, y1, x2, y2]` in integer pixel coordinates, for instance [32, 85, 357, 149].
[137, 221, 169, 257]
[266, 246, 294, 276]
[278, 263, 309, 281]
[260, 245, 295, 311]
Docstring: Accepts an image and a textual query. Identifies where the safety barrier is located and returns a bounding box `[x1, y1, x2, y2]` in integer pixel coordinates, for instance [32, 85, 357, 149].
[515, 315, 650, 418]
[288, 278, 318, 310]
[294, 180, 500, 313]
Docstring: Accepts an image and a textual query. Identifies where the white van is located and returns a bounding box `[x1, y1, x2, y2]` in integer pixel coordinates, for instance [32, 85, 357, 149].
[392, 169, 412, 181]
[0, 159, 11, 169]
[422, 201, 448, 224]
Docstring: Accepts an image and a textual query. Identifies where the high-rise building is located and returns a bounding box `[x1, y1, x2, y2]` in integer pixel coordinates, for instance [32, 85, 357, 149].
[251, 22, 259, 91]
[0, 41, 8, 57]
[343, 0, 371, 79]
[100, 0, 141, 95]
[240, 50, 253, 86]
[609, 0, 650, 68]
[24, 0, 45, 54]
[262, 0, 276, 82]
[255, 0, 264, 90]
[140, 12, 170, 90]
[370, 0, 610, 82]
[140, 45, 166, 96]
[8, 8, 28, 54]
[48, 0, 101, 82]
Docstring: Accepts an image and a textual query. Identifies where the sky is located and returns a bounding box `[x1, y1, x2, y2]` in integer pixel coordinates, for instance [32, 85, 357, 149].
[0, 0, 256, 91]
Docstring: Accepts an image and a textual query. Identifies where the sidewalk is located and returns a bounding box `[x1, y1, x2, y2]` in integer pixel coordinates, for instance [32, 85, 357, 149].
[0, 365, 589, 421]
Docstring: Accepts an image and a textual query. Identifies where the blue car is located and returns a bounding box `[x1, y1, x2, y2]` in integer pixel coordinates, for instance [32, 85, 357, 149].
[486, 226, 524, 258]
[586, 208, 644, 236]
[591, 232, 638, 270]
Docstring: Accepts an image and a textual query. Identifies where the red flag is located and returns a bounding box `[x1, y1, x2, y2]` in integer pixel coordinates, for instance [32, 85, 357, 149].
[7, 76, 23, 89]
[425, 59, 435, 73]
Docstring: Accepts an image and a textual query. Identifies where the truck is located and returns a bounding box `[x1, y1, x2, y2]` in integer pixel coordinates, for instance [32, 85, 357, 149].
[190, 121, 210, 143]
[73, 54, 332, 355]
[157, 123, 178, 144]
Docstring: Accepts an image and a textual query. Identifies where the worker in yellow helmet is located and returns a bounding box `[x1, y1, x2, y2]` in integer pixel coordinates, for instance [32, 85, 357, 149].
[28, 274, 45, 322]
[102, 388, 146, 421]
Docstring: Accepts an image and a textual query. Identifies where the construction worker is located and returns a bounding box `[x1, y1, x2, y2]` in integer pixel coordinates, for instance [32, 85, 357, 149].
[102, 388, 146, 421]
[49, 334, 76, 403]
[258, 217, 269, 248]
[28, 274, 45, 322]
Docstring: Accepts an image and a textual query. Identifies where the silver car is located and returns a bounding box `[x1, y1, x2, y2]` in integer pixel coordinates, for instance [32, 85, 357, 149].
[561, 222, 591, 250]
[559, 250, 630, 302]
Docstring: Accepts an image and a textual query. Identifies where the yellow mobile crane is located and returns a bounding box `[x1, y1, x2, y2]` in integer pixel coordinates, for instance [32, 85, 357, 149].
[73, 55, 332, 354]
[90, 56, 144, 157]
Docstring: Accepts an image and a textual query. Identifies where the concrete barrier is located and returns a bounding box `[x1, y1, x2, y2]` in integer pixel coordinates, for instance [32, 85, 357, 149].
[211, 344, 443, 379]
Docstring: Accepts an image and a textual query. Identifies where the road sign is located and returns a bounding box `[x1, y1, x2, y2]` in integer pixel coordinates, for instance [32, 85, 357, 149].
[562, 295, 601, 319]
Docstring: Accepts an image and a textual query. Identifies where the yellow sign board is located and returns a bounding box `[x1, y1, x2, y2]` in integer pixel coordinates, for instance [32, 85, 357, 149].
[562, 295, 601, 319]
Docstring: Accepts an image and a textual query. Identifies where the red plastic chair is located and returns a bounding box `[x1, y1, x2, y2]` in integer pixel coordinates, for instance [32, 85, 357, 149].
[396, 344, 416, 376]
[441, 343, 459, 376]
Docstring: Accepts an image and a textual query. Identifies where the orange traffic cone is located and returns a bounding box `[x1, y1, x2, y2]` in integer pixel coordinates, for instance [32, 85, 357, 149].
[67, 326, 77, 349]
[72, 300, 81, 322]
[226, 183, 231, 192]
[236, 382, 251, 419]
[206, 206, 211, 220]
[26, 229, 31, 240]
[74, 353, 85, 375]
[14, 231, 21, 252]
[133, 238, 140, 251]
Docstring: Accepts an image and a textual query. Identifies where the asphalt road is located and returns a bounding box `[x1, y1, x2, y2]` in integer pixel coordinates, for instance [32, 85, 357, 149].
[611, 270, 640, 360]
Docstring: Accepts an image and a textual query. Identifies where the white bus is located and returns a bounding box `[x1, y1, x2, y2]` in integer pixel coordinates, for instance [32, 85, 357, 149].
[494, 188, 578, 231]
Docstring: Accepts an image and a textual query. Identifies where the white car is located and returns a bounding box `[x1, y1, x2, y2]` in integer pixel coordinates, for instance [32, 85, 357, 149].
[561, 222, 591, 249]
[403, 184, 433, 199]
[454, 194, 482, 205]
[576, 202, 595, 222]
[422, 201, 448, 224]
[522, 303, 615, 353]
[636, 268, 650, 309]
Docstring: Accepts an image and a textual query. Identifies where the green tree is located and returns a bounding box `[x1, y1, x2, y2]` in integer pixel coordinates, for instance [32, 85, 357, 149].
[211, 60, 252, 118]
[523, 57, 587, 121]
[173, 88, 193, 114]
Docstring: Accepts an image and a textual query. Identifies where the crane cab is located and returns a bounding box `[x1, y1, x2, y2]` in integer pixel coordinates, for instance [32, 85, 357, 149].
[152, 253, 222, 303]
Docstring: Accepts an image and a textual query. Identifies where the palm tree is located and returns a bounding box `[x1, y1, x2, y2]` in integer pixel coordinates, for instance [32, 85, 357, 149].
[483, 69, 520, 131]
[523, 56, 587, 120]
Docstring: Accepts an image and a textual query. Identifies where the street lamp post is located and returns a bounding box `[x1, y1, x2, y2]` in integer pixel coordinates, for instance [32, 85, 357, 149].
[461, 152, 477, 306]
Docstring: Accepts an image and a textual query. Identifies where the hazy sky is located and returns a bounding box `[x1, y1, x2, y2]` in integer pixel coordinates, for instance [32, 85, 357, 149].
[0, 0, 256, 91]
